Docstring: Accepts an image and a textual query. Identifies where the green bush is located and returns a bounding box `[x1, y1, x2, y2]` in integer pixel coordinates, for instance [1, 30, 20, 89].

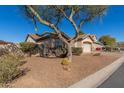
[61, 58, 70, 65]
[0, 54, 22, 86]
[20, 42, 37, 56]
[72, 47, 82, 56]
[20, 42, 36, 53]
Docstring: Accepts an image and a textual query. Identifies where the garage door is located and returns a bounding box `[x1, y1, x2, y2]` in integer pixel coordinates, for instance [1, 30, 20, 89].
[83, 43, 91, 53]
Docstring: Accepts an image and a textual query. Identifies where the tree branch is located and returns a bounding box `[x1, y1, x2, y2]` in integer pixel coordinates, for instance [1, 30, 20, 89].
[54, 6, 79, 41]
[77, 15, 93, 30]
[26, 6, 61, 33]
[69, 7, 75, 19]
[26, 5, 69, 44]
[54, 6, 69, 21]
[78, 7, 106, 30]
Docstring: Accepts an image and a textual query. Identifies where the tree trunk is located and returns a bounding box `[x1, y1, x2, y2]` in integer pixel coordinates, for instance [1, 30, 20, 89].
[67, 43, 72, 62]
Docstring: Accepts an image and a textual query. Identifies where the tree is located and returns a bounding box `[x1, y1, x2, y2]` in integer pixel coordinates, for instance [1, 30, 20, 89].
[23, 5, 107, 62]
[20, 42, 36, 57]
[78, 30, 85, 35]
[99, 35, 116, 47]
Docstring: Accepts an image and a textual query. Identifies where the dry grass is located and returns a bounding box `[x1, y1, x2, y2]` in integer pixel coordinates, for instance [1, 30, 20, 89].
[0, 54, 24, 87]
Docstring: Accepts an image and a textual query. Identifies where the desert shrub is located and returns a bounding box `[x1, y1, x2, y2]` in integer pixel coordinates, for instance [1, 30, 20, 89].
[0, 48, 8, 56]
[72, 47, 82, 56]
[0, 54, 22, 86]
[61, 58, 70, 65]
[20, 42, 36, 52]
[20, 42, 37, 56]
[61, 58, 71, 71]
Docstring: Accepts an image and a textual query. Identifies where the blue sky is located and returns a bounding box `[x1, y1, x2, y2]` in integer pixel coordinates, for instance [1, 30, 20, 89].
[0, 5, 124, 43]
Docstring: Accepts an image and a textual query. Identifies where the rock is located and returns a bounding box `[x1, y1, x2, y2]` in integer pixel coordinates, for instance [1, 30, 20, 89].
[63, 65, 71, 71]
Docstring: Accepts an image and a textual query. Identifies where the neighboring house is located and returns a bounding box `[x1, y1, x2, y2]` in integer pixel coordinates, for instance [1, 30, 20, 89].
[25, 32, 103, 53]
[0, 40, 8, 45]
[0, 40, 9, 48]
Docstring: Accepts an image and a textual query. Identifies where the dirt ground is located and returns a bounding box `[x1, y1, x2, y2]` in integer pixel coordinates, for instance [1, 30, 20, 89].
[9, 52, 122, 88]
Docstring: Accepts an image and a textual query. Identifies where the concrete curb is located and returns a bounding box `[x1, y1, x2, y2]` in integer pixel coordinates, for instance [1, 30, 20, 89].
[69, 55, 124, 88]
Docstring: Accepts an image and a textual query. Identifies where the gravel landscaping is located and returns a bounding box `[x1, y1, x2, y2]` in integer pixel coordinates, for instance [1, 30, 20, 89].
[9, 52, 122, 88]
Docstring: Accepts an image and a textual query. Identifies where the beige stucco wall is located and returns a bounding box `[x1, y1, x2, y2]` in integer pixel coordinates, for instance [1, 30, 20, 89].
[82, 37, 93, 44]
[74, 41, 82, 47]
[90, 35, 97, 42]
[74, 36, 93, 48]
[73, 36, 102, 53]
[81, 37, 103, 52]
[26, 37, 36, 43]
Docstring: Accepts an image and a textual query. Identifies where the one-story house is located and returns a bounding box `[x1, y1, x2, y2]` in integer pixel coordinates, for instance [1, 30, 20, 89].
[25, 32, 103, 53]
[25, 32, 69, 48]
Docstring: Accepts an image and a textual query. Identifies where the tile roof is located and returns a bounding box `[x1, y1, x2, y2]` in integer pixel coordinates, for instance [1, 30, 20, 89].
[29, 34, 41, 40]
[27, 32, 70, 42]
[27, 32, 96, 43]
[77, 34, 96, 42]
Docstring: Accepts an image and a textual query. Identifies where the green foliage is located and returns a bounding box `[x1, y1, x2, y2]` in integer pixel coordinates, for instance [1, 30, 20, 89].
[0, 54, 22, 86]
[78, 30, 85, 35]
[99, 35, 116, 47]
[24, 6, 107, 27]
[72, 47, 82, 56]
[20, 42, 36, 53]
[24, 5, 107, 42]
[61, 58, 70, 65]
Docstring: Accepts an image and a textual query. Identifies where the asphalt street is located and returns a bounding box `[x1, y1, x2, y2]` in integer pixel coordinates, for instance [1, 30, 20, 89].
[99, 63, 124, 88]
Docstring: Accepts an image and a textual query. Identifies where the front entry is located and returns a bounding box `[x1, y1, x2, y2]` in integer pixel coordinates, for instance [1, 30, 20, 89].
[83, 43, 91, 53]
